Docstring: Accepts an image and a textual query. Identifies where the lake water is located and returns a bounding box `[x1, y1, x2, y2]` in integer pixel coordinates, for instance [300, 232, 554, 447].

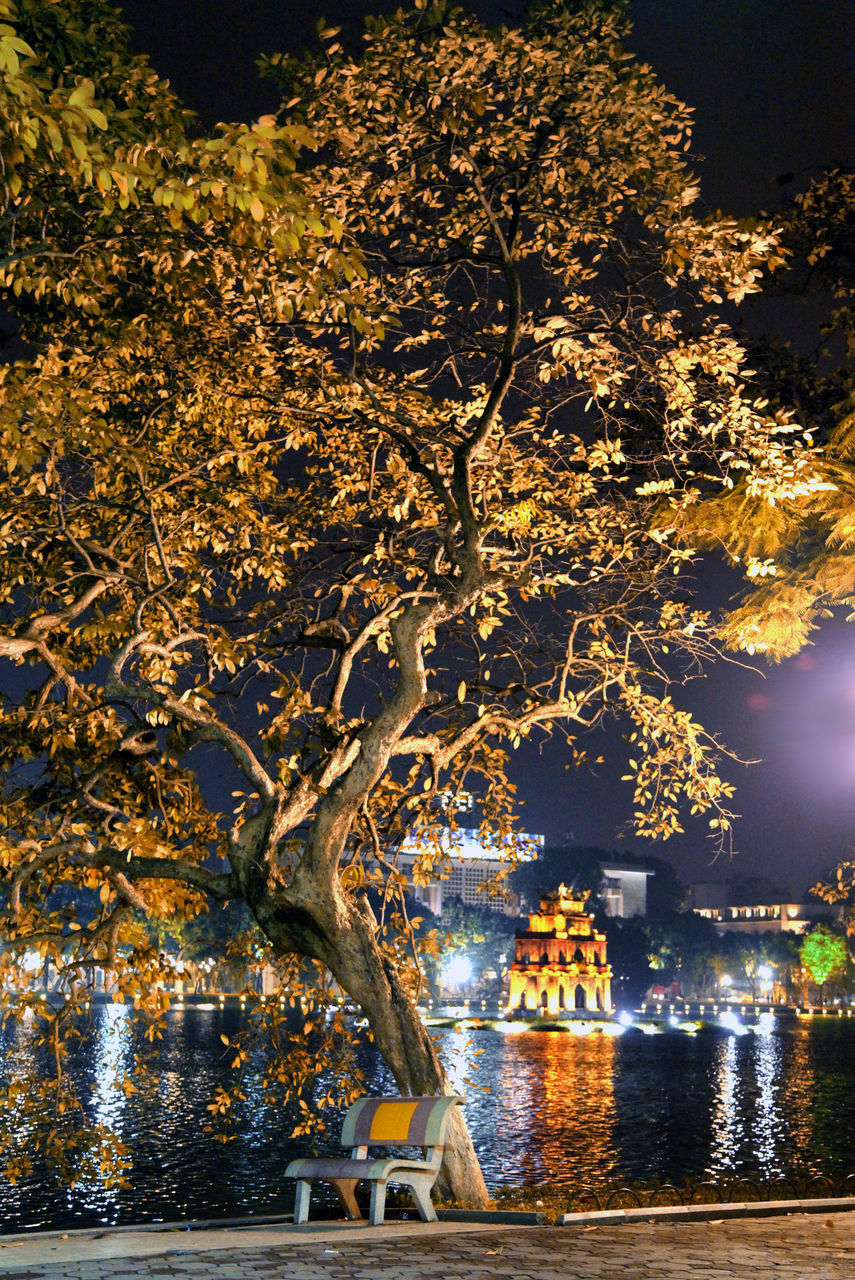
[3, 1005, 855, 1233]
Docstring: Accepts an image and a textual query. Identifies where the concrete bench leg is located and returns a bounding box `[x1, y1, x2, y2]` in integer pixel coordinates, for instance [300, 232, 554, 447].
[293, 1179, 312, 1225]
[406, 1174, 438, 1223]
[331, 1177, 362, 1220]
[369, 1179, 388, 1226]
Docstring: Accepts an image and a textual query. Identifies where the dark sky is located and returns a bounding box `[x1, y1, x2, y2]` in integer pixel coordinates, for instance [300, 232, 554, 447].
[115, 0, 855, 895]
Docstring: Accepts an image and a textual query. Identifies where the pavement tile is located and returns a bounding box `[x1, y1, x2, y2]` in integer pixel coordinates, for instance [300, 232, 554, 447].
[8, 1213, 855, 1279]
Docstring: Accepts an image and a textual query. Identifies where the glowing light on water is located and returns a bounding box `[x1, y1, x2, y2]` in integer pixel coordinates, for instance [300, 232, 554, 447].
[709, 1032, 741, 1175]
[618, 1011, 633, 1027]
[719, 1010, 748, 1036]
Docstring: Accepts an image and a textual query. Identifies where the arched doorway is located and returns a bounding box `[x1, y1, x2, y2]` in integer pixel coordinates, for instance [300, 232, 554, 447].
[540, 989, 549, 1008]
[575, 984, 587, 1010]
[558, 985, 566, 1009]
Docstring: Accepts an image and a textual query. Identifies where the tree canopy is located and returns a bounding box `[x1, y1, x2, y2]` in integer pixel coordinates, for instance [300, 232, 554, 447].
[799, 926, 848, 1001]
[0, 0, 816, 1204]
[666, 167, 855, 660]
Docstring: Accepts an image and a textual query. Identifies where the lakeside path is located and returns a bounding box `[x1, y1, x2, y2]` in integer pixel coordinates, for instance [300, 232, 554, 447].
[1, 1212, 854, 1280]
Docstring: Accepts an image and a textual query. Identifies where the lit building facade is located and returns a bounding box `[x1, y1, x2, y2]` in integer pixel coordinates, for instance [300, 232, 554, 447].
[507, 885, 611, 1015]
[692, 901, 836, 935]
[599, 862, 654, 917]
[396, 828, 542, 917]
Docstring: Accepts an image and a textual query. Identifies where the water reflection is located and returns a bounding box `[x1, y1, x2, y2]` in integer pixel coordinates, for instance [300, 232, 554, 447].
[64, 1004, 133, 1223]
[0, 1014, 854, 1233]
[708, 1035, 743, 1176]
[483, 1032, 618, 1187]
[753, 1023, 782, 1171]
[92, 1004, 131, 1133]
[773, 1025, 815, 1169]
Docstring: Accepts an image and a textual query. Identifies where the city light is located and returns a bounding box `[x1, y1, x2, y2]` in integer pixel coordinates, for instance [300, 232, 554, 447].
[442, 954, 472, 988]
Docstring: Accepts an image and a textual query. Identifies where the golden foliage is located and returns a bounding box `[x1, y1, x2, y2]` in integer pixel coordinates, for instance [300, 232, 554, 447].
[0, 0, 811, 1198]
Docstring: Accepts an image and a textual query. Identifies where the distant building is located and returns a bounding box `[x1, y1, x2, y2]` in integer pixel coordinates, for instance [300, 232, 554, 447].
[507, 885, 611, 1014]
[396, 828, 542, 917]
[599, 862, 654, 917]
[689, 882, 728, 912]
[692, 900, 837, 935]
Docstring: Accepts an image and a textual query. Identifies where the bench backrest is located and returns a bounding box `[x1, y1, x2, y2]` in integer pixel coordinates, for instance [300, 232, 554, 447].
[341, 1095, 463, 1151]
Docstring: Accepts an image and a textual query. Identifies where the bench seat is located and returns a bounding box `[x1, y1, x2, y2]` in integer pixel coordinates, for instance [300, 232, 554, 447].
[285, 1094, 463, 1226]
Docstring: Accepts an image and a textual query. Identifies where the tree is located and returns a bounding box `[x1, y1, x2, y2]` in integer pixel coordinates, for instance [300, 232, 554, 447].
[602, 917, 652, 1008]
[508, 843, 607, 911]
[0, 0, 802, 1204]
[662, 167, 855, 661]
[424, 896, 520, 997]
[799, 927, 848, 1006]
[643, 911, 722, 998]
[660, 166, 855, 939]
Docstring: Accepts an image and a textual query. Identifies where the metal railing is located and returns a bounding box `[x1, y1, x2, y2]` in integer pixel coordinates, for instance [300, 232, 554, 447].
[566, 1171, 855, 1212]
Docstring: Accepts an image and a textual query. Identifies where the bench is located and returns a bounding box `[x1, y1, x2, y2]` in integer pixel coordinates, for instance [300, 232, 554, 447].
[285, 1094, 463, 1226]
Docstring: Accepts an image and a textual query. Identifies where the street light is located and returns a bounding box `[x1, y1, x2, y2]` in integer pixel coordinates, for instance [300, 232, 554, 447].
[442, 954, 472, 989]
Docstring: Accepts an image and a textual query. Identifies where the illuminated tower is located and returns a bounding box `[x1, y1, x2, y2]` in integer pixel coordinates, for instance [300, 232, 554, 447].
[507, 884, 611, 1015]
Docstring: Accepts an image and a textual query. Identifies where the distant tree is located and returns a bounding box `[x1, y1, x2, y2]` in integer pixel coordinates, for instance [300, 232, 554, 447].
[644, 911, 722, 997]
[424, 897, 520, 996]
[800, 927, 848, 1005]
[614, 851, 686, 916]
[0, 0, 809, 1202]
[508, 844, 606, 910]
[602, 918, 652, 1008]
[736, 936, 778, 1000]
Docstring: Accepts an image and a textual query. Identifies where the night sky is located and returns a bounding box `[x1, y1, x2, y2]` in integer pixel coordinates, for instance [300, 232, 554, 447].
[115, 0, 855, 894]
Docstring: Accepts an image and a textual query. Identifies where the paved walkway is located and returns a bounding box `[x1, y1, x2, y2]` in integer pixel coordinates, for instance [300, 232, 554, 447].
[0, 1211, 854, 1279]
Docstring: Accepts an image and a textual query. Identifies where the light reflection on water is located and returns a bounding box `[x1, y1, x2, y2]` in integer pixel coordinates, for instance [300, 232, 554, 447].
[2, 1008, 855, 1232]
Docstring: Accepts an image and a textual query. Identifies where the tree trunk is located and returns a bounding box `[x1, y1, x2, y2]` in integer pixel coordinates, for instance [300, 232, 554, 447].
[321, 901, 490, 1207]
[249, 875, 490, 1207]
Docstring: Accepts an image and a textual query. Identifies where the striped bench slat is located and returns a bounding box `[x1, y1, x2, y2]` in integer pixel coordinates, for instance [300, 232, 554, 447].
[342, 1094, 461, 1148]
